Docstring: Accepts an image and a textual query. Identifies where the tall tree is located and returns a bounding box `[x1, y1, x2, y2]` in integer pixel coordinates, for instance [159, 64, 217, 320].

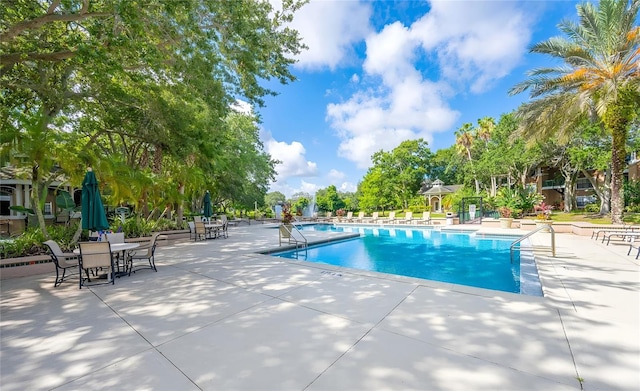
[455, 123, 480, 194]
[510, 0, 640, 223]
[1, 0, 305, 234]
[315, 185, 345, 213]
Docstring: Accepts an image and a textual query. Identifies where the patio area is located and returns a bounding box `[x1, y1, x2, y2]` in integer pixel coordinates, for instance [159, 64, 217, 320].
[1, 224, 639, 390]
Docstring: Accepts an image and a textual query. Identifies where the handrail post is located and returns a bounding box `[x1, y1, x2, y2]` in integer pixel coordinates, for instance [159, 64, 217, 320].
[510, 225, 556, 263]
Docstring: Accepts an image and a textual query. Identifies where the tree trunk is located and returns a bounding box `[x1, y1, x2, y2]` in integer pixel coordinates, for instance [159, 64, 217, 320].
[177, 183, 185, 223]
[490, 176, 497, 197]
[30, 164, 50, 238]
[604, 100, 631, 224]
[563, 179, 576, 212]
[610, 132, 626, 223]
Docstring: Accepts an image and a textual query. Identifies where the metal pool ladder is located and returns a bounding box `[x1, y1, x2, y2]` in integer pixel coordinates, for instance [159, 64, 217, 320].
[279, 224, 308, 251]
[510, 225, 556, 263]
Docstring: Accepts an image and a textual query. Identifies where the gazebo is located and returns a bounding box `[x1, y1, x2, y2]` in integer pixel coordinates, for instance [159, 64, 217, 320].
[419, 179, 463, 212]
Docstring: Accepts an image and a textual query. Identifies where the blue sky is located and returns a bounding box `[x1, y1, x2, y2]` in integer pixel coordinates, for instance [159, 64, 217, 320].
[257, 0, 581, 198]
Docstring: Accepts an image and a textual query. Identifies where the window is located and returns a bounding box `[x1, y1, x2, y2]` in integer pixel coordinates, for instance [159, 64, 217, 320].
[0, 190, 11, 215]
[44, 202, 53, 215]
[576, 177, 594, 190]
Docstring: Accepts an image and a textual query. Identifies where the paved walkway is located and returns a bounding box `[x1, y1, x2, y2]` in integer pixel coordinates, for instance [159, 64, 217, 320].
[1, 224, 638, 390]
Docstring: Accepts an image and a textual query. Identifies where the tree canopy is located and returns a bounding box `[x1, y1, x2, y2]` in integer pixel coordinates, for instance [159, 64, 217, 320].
[1, 0, 306, 236]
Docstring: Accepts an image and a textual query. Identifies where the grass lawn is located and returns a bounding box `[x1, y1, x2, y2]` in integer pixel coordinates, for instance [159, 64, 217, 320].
[522, 212, 640, 225]
[381, 211, 640, 225]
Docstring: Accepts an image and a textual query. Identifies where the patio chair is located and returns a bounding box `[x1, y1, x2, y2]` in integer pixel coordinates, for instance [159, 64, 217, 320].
[219, 215, 229, 238]
[417, 211, 431, 225]
[591, 225, 638, 241]
[370, 211, 379, 223]
[627, 240, 640, 259]
[194, 216, 202, 223]
[78, 241, 115, 288]
[188, 221, 196, 240]
[194, 221, 209, 241]
[317, 211, 332, 222]
[381, 211, 396, 224]
[43, 240, 79, 287]
[399, 211, 413, 224]
[603, 231, 640, 246]
[128, 233, 165, 275]
[354, 211, 365, 223]
[342, 211, 354, 222]
[106, 232, 130, 271]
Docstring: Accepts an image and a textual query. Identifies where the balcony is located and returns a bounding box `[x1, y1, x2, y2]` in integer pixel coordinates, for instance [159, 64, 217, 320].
[542, 179, 565, 189]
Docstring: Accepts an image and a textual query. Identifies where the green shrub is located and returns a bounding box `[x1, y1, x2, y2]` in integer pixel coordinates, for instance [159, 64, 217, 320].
[625, 205, 640, 213]
[584, 203, 600, 213]
[1, 217, 187, 259]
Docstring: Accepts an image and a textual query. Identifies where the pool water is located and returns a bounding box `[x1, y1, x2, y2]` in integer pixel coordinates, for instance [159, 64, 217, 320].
[273, 225, 534, 294]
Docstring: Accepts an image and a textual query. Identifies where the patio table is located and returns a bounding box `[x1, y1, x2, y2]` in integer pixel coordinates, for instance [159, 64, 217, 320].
[204, 223, 223, 239]
[74, 242, 140, 276]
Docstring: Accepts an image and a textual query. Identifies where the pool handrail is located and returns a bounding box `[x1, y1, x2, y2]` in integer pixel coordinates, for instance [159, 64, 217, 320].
[510, 225, 555, 263]
[279, 223, 308, 250]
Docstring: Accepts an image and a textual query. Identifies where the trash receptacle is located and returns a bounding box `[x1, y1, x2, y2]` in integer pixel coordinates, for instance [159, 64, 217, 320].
[446, 212, 454, 225]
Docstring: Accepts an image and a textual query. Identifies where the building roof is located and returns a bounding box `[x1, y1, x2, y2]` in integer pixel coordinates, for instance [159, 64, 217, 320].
[421, 184, 463, 195]
[418, 178, 464, 196]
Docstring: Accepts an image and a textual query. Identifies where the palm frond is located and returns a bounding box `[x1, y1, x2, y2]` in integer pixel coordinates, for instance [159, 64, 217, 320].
[514, 92, 592, 145]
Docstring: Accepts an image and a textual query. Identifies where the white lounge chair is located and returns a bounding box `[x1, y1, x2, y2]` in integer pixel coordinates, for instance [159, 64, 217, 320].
[399, 211, 413, 224]
[417, 211, 431, 225]
[381, 211, 396, 224]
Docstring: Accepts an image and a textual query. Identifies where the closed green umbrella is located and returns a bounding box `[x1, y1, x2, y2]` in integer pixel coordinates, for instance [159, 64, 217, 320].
[81, 169, 110, 231]
[203, 191, 213, 218]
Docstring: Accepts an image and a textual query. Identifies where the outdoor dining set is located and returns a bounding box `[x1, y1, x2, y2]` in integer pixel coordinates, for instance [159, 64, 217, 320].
[189, 215, 230, 241]
[43, 232, 163, 289]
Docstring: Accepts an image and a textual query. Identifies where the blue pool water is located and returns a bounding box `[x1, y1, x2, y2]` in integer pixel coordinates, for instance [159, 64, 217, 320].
[273, 225, 532, 294]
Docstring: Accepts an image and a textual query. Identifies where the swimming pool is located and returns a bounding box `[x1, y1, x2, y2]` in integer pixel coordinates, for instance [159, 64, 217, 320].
[272, 225, 542, 295]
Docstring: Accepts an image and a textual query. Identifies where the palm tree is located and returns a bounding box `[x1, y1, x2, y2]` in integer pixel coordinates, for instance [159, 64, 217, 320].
[455, 123, 481, 194]
[510, 0, 639, 224]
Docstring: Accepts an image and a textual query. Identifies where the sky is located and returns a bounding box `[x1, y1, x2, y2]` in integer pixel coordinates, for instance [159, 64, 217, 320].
[257, 0, 582, 199]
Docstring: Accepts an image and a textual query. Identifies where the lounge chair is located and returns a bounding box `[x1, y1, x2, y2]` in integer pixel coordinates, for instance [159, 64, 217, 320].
[366, 211, 379, 223]
[354, 211, 365, 223]
[317, 212, 332, 222]
[627, 240, 640, 259]
[417, 211, 431, 225]
[399, 211, 413, 224]
[43, 240, 79, 287]
[344, 211, 353, 223]
[381, 211, 396, 224]
[603, 230, 640, 245]
[591, 225, 638, 240]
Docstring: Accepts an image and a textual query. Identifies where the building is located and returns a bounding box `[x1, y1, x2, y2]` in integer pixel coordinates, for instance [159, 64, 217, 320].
[419, 179, 463, 212]
[0, 166, 76, 236]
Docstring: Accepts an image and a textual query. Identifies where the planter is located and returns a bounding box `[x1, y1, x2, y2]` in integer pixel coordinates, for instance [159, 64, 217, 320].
[534, 220, 553, 232]
[499, 218, 514, 229]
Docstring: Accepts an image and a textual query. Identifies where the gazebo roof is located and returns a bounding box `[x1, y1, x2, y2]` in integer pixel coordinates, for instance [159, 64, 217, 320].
[418, 178, 463, 196]
[421, 184, 463, 196]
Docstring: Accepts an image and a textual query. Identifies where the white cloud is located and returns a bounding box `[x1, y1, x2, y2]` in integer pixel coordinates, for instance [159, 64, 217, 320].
[230, 99, 252, 115]
[338, 181, 357, 193]
[328, 169, 346, 181]
[410, 1, 531, 92]
[326, 0, 533, 168]
[289, 0, 373, 70]
[262, 131, 318, 182]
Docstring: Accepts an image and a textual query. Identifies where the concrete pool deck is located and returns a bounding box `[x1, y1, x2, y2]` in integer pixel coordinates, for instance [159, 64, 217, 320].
[1, 224, 638, 390]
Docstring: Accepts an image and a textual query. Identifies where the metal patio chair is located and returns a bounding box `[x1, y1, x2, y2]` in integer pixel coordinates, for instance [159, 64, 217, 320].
[43, 240, 79, 287]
